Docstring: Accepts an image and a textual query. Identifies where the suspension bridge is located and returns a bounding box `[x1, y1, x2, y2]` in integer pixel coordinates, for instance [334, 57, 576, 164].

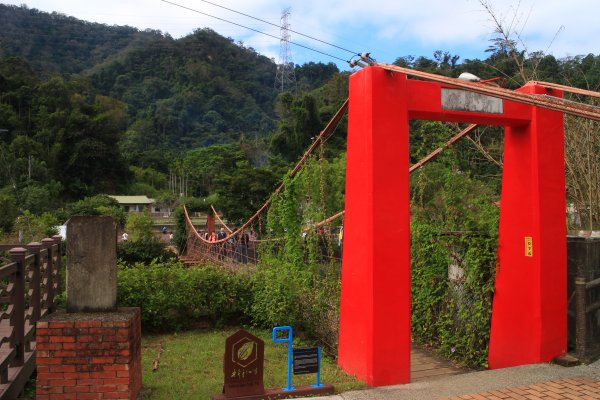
[179, 63, 599, 271]
[178, 64, 600, 386]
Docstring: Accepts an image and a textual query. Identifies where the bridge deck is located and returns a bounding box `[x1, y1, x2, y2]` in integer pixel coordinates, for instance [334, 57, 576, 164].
[411, 343, 470, 382]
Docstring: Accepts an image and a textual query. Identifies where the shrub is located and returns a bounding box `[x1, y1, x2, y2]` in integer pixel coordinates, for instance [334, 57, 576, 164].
[117, 238, 176, 264]
[117, 260, 252, 331]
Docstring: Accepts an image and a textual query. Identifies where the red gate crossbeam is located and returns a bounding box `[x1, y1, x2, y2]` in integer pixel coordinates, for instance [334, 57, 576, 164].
[378, 63, 600, 121]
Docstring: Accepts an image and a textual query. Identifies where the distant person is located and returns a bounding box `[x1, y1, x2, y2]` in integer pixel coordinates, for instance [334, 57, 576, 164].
[208, 231, 218, 242]
[162, 226, 167, 235]
[122, 232, 128, 242]
[169, 232, 174, 245]
[217, 228, 227, 259]
[236, 230, 249, 263]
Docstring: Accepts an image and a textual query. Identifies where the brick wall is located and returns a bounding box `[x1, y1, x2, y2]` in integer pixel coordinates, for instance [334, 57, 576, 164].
[36, 308, 142, 400]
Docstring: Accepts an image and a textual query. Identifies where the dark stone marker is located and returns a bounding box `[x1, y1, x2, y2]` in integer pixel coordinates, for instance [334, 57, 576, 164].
[221, 329, 265, 398]
[292, 347, 319, 375]
[66, 216, 117, 312]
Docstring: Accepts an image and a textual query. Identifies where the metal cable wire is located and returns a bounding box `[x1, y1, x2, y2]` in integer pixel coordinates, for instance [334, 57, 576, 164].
[159, 0, 350, 63]
[170, 0, 359, 56]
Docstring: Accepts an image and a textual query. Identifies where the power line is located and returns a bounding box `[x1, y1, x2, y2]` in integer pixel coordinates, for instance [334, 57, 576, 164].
[174, 0, 359, 56]
[159, 0, 351, 64]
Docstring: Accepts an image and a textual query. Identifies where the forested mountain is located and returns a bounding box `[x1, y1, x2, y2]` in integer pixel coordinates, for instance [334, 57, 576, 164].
[0, 4, 163, 74]
[1, 3, 599, 238]
[88, 28, 280, 151]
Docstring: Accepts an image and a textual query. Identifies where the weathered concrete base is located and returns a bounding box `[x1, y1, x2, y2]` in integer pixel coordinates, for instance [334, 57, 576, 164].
[36, 308, 142, 400]
[212, 384, 334, 400]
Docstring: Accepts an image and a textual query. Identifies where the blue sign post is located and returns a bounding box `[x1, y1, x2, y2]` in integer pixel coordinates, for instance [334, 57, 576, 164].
[272, 326, 295, 391]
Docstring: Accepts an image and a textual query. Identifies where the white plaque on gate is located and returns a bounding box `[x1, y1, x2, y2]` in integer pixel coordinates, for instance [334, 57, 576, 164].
[442, 88, 503, 114]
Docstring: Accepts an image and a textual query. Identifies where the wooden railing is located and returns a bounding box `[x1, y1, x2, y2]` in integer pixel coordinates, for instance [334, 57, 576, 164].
[0, 235, 61, 399]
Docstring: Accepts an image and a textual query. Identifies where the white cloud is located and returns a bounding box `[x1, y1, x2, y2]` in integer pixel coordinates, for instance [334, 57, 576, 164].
[3, 0, 599, 65]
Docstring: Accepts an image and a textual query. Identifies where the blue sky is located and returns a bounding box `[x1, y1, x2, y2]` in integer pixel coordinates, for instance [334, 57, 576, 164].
[3, 0, 599, 70]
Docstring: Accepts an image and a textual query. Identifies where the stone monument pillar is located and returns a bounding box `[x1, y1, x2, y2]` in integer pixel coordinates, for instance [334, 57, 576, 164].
[36, 216, 142, 400]
[66, 216, 117, 312]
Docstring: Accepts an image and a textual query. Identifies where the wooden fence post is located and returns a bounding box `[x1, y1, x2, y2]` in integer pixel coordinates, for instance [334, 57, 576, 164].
[8, 247, 26, 368]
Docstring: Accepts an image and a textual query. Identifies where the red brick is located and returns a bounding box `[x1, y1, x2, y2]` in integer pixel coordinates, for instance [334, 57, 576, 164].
[52, 379, 77, 387]
[54, 351, 77, 357]
[49, 321, 75, 329]
[50, 365, 77, 373]
[91, 357, 115, 364]
[38, 357, 63, 365]
[76, 320, 102, 328]
[38, 321, 49, 328]
[91, 384, 118, 392]
[37, 373, 63, 380]
[62, 343, 76, 350]
[77, 378, 106, 386]
[64, 385, 91, 393]
[103, 335, 128, 342]
[88, 327, 114, 335]
[37, 386, 64, 395]
[49, 393, 77, 400]
[116, 371, 130, 378]
[63, 358, 90, 365]
[38, 343, 64, 351]
[102, 392, 130, 399]
[89, 371, 117, 379]
[103, 364, 129, 371]
[76, 394, 103, 400]
[50, 336, 76, 343]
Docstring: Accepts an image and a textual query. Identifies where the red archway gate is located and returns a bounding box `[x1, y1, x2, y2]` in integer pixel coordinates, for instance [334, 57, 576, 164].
[338, 66, 566, 386]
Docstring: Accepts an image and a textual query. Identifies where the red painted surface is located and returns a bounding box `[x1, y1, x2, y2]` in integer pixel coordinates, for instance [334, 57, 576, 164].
[339, 66, 566, 385]
[488, 84, 566, 368]
[338, 67, 411, 386]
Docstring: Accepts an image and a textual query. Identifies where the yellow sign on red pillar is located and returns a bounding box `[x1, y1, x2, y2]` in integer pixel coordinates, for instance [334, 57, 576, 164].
[525, 236, 533, 257]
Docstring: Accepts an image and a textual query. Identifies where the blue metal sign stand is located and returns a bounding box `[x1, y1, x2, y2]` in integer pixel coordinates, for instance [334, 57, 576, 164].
[272, 326, 295, 391]
[313, 347, 323, 388]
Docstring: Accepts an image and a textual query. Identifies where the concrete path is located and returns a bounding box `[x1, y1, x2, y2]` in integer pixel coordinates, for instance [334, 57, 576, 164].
[300, 359, 600, 400]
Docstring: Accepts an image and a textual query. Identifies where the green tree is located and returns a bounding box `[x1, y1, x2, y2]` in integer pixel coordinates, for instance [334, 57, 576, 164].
[0, 192, 18, 233]
[124, 212, 154, 242]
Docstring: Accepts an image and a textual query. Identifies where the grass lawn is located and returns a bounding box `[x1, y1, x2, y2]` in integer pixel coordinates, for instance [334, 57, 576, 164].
[140, 328, 366, 399]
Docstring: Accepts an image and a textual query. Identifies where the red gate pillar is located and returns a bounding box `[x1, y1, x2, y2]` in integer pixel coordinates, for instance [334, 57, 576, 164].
[338, 67, 411, 385]
[489, 84, 566, 368]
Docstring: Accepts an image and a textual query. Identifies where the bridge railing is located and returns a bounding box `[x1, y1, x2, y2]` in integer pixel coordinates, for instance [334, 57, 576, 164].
[0, 236, 61, 399]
